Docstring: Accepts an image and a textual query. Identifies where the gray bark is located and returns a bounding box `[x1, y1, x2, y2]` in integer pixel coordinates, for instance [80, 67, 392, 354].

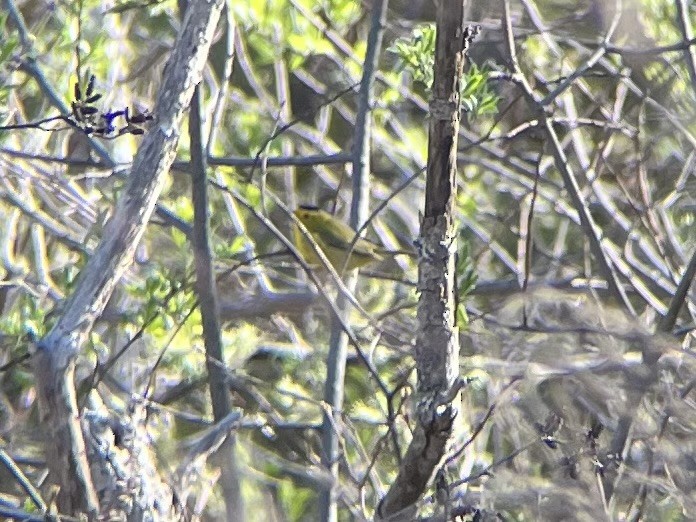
[376, 2, 477, 519]
[30, 0, 224, 514]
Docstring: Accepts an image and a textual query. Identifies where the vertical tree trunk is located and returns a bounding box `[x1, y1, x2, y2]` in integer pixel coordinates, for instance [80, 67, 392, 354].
[190, 84, 245, 520]
[320, 1, 389, 520]
[377, 1, 477, 518]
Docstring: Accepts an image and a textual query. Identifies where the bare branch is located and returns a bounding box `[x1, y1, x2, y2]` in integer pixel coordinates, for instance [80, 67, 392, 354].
[30, 0, 224, 514]
[377, 5, 476, 518]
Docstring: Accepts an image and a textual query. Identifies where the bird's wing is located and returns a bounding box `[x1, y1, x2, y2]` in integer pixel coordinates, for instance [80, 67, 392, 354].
[318, 224, 357, 251]
[323, 232, 382, 259]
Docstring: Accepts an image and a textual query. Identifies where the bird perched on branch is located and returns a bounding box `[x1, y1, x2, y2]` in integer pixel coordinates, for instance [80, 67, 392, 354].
[292, 205, 386, 272]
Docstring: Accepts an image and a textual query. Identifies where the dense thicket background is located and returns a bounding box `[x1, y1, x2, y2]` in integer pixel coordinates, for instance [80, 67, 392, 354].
[2, 0, 696, 520]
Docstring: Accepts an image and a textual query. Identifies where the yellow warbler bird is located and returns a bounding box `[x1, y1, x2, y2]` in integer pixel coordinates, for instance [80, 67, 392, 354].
[292, 206, 385, 271]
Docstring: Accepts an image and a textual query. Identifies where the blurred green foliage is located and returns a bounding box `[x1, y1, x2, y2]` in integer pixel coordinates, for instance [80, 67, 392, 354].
[388, 23, 499, 118]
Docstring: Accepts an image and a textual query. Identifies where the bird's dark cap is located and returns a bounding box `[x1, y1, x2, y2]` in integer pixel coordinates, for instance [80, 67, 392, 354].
[298, 204, 321, 211]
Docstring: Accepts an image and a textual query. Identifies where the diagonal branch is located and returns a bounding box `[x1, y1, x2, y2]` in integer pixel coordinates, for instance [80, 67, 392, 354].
[30, 0, 224, 515]
[500, 0, 635, 315]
